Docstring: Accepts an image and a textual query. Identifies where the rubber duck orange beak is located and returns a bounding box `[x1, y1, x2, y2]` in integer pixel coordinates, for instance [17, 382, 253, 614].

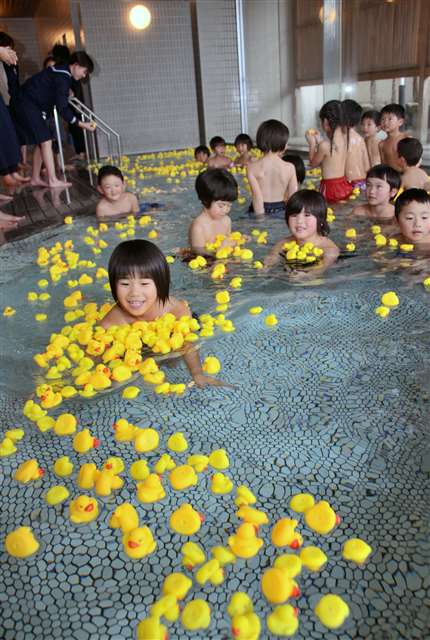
[290, 539, 300, 549]
[38, 469, 45, 477]
[105, 464, 112, 469]
[199, 514, 205, 523]
[84, 503, 94, 512]
[291, 585, 301, 598]
[232, 628, 240, 637]
[93, 438, 100, 447]
[128, 540, 139, 548]
[336, 514, 341, 525]
[293, 607, 299, 617]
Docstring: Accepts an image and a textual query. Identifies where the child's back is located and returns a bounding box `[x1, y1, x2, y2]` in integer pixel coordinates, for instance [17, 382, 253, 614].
[345, 128, 370, 184]
[401, 165, 430, 190]
[397, 137, 430, 190]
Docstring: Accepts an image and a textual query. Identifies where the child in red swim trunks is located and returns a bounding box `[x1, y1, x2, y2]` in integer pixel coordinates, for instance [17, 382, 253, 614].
[306, 100, 352, 204]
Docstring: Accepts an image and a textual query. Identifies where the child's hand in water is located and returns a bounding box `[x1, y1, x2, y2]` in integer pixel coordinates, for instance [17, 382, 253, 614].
[192, 373, 233, 389]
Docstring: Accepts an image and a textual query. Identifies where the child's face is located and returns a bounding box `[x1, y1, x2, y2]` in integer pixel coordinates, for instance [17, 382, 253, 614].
[236, 142, 248, 155]
[381, 112, 403, 134]
[214, 144, 226, 156]
[287, 208, 318, 242]
[398, 200, 430, 242]
[195, 151, 208, 163]
[207, 200, 232, 220]
[98, 176, 125, 202]
[361, 118, 378, 138]
[115, 275, 158, 317]
[70, 63, 88, 81]
[366, 177, 395, 206]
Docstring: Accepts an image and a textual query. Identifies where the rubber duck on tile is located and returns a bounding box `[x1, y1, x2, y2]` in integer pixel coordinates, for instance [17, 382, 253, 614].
[208, 448, 229, 469]
[39, 386, 63, 410]
[103, 456, 124, 475]
[4, 428, 24, 442]
[113, 418, 137, 442]
[154, 453, 176, 474]
[122, 526, 156, 559]
[342, 538, 372, 564]
[73, 428, 100, 454]
[136, 616, 168, 640]
[228, 523, 263, 559]
[267, 604, 299, 637]
[271, 518, 303, 549]
[211, 545, 236, 567]
[162, 572, 193, 600]
[150, 594, 179, 623]
[110, 502, 139, 533]
[167, 431, 188, 453]
[186, 454, 209, 472]
[314, 594, 350, 629]
[227, 592, 254, 618]
[169, 503, 203, 536]
[0, 437, 17, 457]
[181, 599, 211, 631]
[235, 485, 257, 507]
[300, 546, 328, 572]
[137, 473, 166, 503]
[54, 413, 77, 436]
[14, 459, 44, 484]
[261, 567, 300, 604]
[94, 469, 124, 496]
[69, 495, 99, 524]
[195, 558, 224, 586]
[77, 463, 97, 489]
[236, 506, 269, 529]
[53, 455, 74, 477]
[181, 541, 206, 569]
[231, 612, 261, 640]
[45, 485, 70, 506]
[134, 427, 160, 453]
[23, 399, 47, 422]
[169, 464, 198, 490]
[304, 500, 340, 535]
[130, 459, 150, 481]
[274, 554, 302, 579]
[211, 471, 233, 494]
[4, 526, 40, 558]
[289, 492, 315, 513]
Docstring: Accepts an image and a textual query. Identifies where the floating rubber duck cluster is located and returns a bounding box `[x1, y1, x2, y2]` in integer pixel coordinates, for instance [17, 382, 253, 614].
[282, 240, 324, 265]
[375, 290, 400, 318]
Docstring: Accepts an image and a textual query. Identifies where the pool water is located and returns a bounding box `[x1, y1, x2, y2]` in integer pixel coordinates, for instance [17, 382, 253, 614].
[0, 155, 429, 640]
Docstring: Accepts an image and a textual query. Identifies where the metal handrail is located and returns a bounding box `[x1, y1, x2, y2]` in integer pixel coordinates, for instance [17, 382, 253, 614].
[69, 96, 122, 161]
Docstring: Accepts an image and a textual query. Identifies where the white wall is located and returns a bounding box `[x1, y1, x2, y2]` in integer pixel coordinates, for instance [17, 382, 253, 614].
[0, 18, 41, 81]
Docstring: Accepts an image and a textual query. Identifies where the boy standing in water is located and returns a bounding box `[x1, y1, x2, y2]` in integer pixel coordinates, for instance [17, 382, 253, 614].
[207, 136, 232, 169]
[342, 99, 370, 189]
[361, 110, 381, 167]
[397, 138, 430, 190]
[379, 103, 408, 172]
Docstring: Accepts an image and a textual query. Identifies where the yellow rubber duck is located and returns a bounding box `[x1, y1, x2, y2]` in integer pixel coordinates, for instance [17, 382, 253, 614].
[187, 454, 209, 472]
[314, 594, 350, 629]
[134, 427, 159, 453]
[77, 463, 97, 490]
[289, 492, 315, 513]
[45, 485, 70, 506]
[14, 459, 44, 483]
[4, 526, 39, 558]
[261, 567, 300, 604]
[304, 500, 340, 535]
[167, 431, 188, 452]
[195, 558, 223, 586]
[0, 437, 17, 457]
[211, 471, 233, 494]
[228, 523, 263, 558]
[94, 469, 123, 496]
[236, 505, 269, 528]
[211, 545, 236, 567]
[110, 503, 139, 533]
[267, 604, 299, 637]
[208, 448, 229, 469]
[235, 485, 257, 507]
[181, 541, 206, 569]
[53, 456, 74, 477]
[153, 453, 176, 474]
[136, 616, 167, 640]
[122, 526, 156, 559]
[137, 473, 166, 503]
[23, 399, 46, 422]
[181, 599, 211, 631]
[69, 495, 99, 524]
[162, 571, 193, 600]
[130, 459, 150, 481]
[342, 538, 372, 564]
[300, 546, 328, 572]
[271, 518, 303, 549]
[54, 413, 77, 436]
[113, 418, 136, 441]
[103, 456, 124, 475]
[150, 594, 179, 622]
[227, 592, 254, 617]
[231, 612, 261, 640]
[169, 503, 203, 536]
[169, 464, 198, 490]
[202, 356, 221, 375]
[73, 428, 100, 454]
[274, 554, 302, 578]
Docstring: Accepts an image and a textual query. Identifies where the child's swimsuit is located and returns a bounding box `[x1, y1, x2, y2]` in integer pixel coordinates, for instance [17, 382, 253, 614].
[248, 201, 286, 217]
[320, 176, 353, 203]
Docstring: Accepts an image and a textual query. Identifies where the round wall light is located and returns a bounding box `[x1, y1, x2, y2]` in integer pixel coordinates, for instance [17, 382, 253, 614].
[129, 4, 151, 30]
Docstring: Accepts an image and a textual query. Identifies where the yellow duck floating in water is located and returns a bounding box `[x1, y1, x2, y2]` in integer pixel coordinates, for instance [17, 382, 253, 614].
[4, 526, 40, 558]
[271, 518, 303, 549]
[181, 541, 206, 569]
[169, 464, 198, 490]
[122, 526, 157, 559]
[261, 567, 300, 604]
[181, 599, 211, 631]
[69, 495, 99, 524]
[109, 503, 139, 533]
[342, 538, 372, 564]
[228, 523, 263, 559]
[314, 594, 350, 629]
[14, 459, 44, 483]
[169, 503, 203, 536]
[53, 456, 74, 477]
[137, 474, 166, 503]
[136, 616, 167, 640]
[73, 428, 100, 454]
[267, 604, 299, 637]
[304, 500, 340, 535]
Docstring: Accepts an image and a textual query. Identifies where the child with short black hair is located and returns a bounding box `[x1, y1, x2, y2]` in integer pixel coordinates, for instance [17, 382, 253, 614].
[247, 119, 297, 215]
[379, 103, 407, 172]
[342, 99, 370, 189]
[234, 133, 253, 166]
[188, 168, 238, 250]
[101, 239, 225, 387]
[96, 165, 139, 219]
[397, 138, 430, 190]
[392, 188, 430, 248]
[264, 189, 339, 276]
[282, 153, 306, 185]
[361, 110, 381, 167]
[194, 145, 210, 164]
[352, 164, 400, 222]
[207, 136, 232, 169]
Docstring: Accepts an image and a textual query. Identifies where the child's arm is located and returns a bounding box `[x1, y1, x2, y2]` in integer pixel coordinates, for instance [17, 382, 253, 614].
[263, 238, 286, 270]
[130, 193, 139, 215]
[361, 139, 371, 174]
[284, 165, 298, 201]
[289, 239, 339, 280]
[96, 199, 108, 219]
[188, 218, 206, 251]
[306, 132, 329, 168]
[247, 164, 264, 215]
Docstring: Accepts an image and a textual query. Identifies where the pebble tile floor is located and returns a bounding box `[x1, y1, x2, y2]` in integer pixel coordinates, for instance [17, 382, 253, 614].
[1, 163, 429, 639]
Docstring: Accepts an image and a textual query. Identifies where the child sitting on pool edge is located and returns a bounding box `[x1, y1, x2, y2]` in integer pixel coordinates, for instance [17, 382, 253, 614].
[188, 168, 238, 252]
[264, 189, 339, 277]
[101, 239, 226, 388]
[351, 164, 400, 223]
[391, 188, 430, 249]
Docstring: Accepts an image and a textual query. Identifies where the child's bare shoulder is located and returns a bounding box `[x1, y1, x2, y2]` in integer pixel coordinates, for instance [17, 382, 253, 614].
[100, 304, 125, 328]
[170, 297, 192, 319]
[352, 204, 369, 217]
[96, 198, 111, 218]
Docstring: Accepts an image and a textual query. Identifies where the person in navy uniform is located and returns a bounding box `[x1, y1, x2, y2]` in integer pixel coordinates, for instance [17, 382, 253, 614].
[15, 49, 96, 188]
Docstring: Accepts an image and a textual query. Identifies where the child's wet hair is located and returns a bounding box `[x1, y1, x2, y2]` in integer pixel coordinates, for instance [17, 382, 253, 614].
[108, 240, 170, 304]
[381, 103, 405, 120]
[195, 168, 238, 208]
[98, 165, 124, 185]
[282, 153, 306, 184]
[366, 164, 401, 192]
[234, 133, 253, 150]
[361, 110, 381, 126]
[285, 189, 329, 236]
[319, 100, 344, 153]
[394, 188, 430, 218]
[397, 138, 422, 166]
[342, 99, 362, 127]
[256, 119, 289, 153]
[194, 145, 210, 159]
[209, 136, 226, 150]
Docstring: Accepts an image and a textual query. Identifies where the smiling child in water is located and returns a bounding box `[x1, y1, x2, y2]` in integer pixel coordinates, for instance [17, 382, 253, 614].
[101, 239, 225, 387]
[391, 188, 430, 250]
[264, 189, 339, 277]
